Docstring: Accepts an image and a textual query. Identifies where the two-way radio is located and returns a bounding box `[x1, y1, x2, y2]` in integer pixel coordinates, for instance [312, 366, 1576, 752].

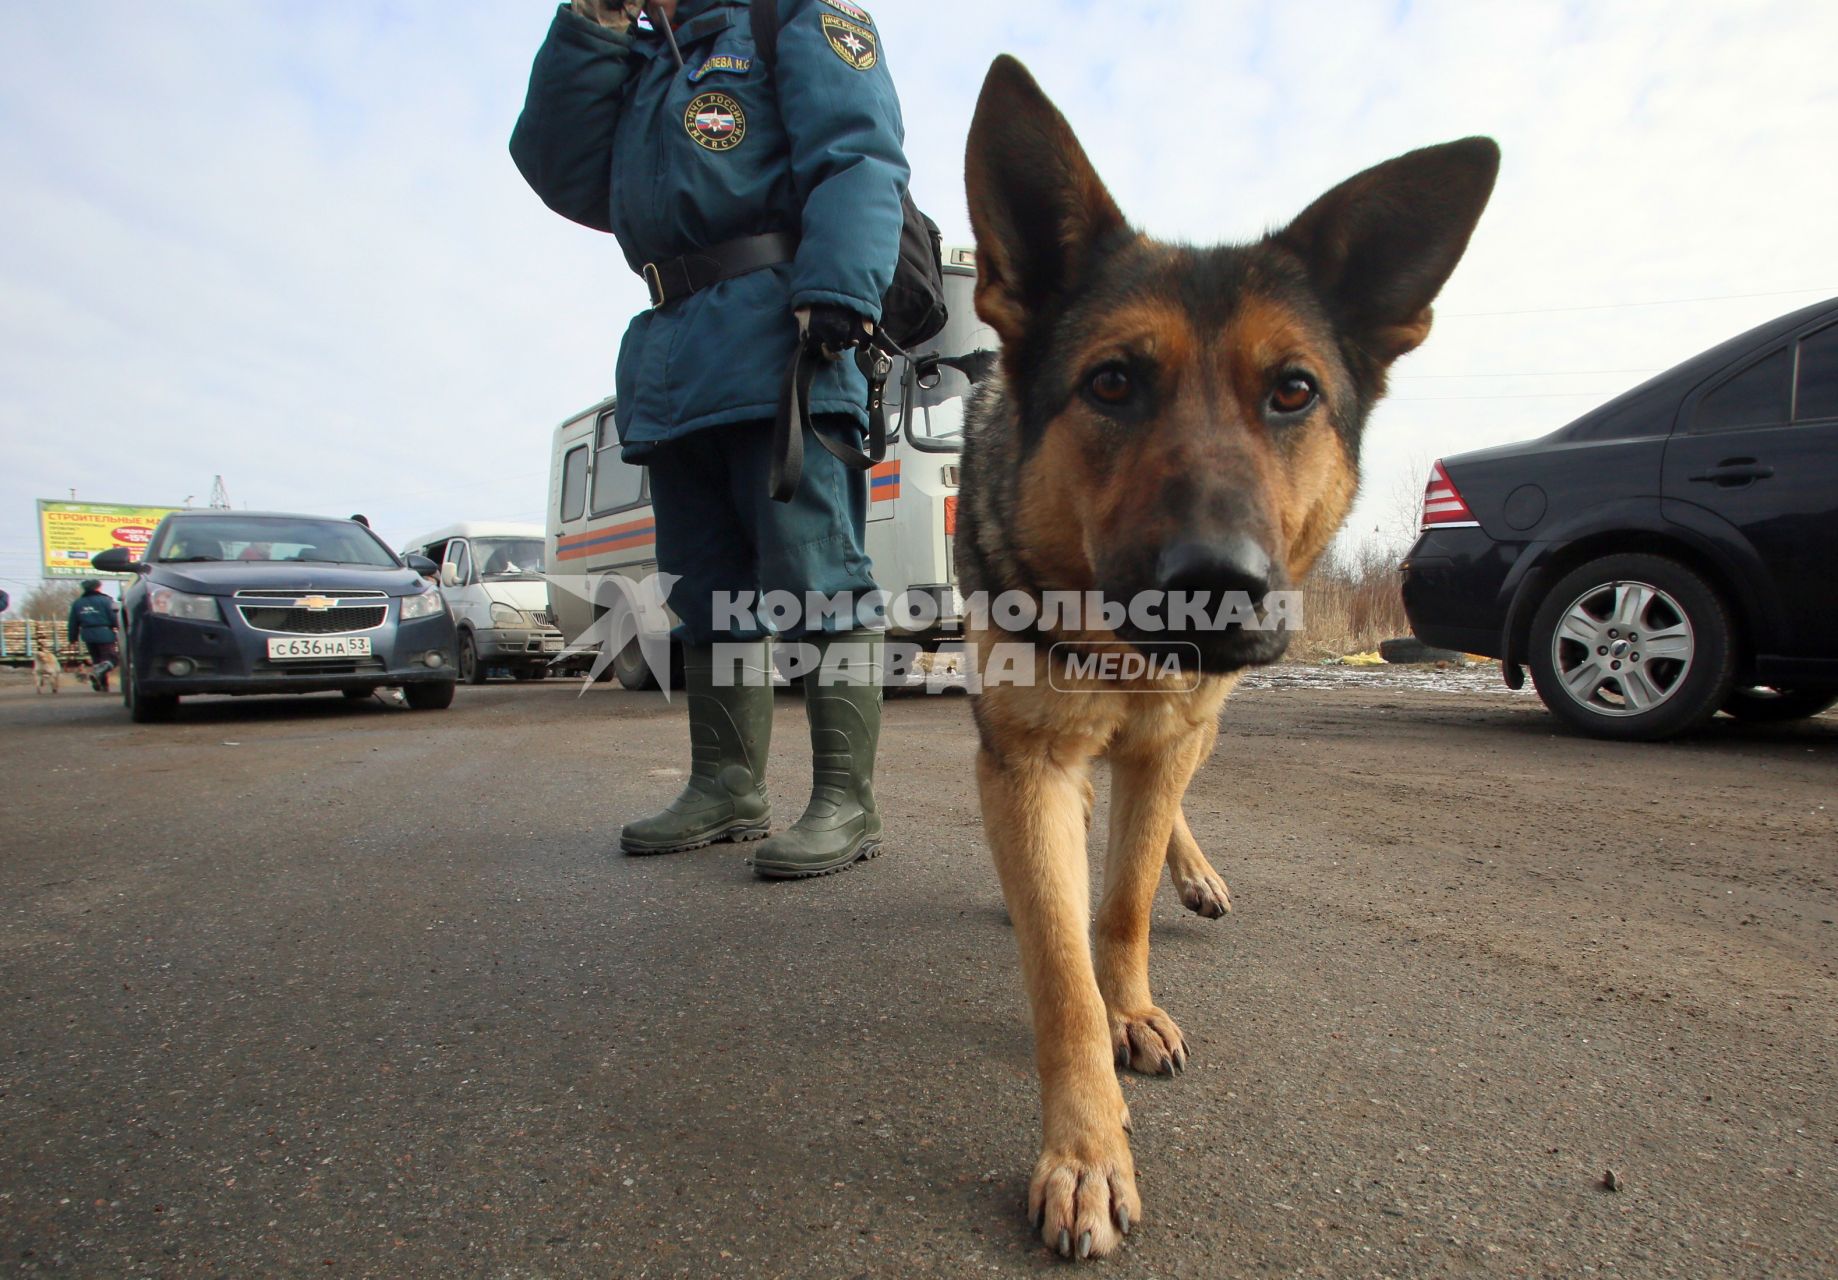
[646, 4, 685, 66]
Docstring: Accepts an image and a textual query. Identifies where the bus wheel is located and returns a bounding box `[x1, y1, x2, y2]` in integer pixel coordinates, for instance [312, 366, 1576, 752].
[613, 637, 659, 691]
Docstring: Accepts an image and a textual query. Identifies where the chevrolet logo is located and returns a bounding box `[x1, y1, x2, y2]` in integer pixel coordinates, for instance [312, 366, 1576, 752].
[300, 595, 336, 612]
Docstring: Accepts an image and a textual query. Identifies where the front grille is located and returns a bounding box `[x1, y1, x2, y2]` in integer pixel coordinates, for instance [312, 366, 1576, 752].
[234, 589, 387, 599]
[255, 657, 387, 677]
[238, 605, 387, 634]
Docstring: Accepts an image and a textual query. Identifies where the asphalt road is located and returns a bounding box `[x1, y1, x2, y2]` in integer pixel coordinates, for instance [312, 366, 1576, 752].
[2, 670, 1834, 1278]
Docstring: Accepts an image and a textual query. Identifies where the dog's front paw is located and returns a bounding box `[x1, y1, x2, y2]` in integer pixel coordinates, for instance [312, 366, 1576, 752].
[1027, 1127, 1140, 1259]
[1110, 1005, 1188, 1077]
[1174, 863, 1232, 919]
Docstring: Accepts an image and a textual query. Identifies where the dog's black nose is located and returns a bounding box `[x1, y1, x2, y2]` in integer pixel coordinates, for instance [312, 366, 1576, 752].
[1155, 536, 1272, 604]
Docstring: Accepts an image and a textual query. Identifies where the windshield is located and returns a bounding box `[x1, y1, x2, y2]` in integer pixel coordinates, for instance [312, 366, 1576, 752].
[474, 537, 545, 580]
[152, 516, 398, 568]
[887, 269, 997, 444]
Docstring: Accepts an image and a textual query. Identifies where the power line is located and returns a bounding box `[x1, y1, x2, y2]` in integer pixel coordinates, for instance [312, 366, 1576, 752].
[1444, 286, 1836, 320]
[1388, 390, 1623, 402]
[1393, 367, 1657, 380]
[285, 468, 552, 512]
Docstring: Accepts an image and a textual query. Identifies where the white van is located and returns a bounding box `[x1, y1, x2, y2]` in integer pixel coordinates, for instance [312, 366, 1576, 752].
[543, 249, 989, 689]
[400, 522, 564, 684]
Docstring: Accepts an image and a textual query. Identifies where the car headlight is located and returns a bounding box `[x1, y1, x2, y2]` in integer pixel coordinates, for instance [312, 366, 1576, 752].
[148, 586, 220, 621]
[490, 602, 526, 628]
[401, 589, 445, 620]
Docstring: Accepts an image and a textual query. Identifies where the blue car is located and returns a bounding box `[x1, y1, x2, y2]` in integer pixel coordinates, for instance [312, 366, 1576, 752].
[92, 511, 458, 722]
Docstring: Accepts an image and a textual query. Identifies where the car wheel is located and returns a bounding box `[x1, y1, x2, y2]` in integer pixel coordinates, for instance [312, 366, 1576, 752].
[458, 631, 488, 686]
[403, 681, 456, 710]
[124, 648, 179, 724]
[612, 636, 659, 691]
[1527, 553, 1734, 742]
[1721, 686, 1838, 723]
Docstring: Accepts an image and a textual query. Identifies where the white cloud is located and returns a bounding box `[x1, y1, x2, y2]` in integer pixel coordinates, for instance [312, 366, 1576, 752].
[2, 0, 1834, 595]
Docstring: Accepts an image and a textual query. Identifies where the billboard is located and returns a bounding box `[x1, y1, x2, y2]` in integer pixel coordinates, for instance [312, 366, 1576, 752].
[37, 501, 182, 579]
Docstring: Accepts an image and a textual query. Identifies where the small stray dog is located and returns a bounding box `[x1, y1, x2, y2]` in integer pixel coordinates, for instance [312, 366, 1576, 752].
[955, 57, 1497, 1259]
[34, 640, 63, 695]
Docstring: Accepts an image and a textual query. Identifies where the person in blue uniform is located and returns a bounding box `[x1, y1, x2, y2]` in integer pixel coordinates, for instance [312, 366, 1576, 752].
[511, 0, 908, 878]
[67, 580, 120, 693]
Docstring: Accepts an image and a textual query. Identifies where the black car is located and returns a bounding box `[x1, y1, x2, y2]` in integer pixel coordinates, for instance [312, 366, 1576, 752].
[1402, 297, 1838, 740]
[92, 511, 459, 722]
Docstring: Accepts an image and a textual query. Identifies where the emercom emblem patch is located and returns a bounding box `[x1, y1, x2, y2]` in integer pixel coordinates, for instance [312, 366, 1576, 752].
[684, 91, 746, 151]
[820, 14, 877, 71]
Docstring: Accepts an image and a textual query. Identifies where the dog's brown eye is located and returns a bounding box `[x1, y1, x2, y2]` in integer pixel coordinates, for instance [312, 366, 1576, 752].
[1268, 375, 1318, 416]
[1088, 367, 1134, 405]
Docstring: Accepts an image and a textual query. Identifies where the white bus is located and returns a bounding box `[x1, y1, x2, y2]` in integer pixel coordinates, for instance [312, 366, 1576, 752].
[544, 249, 989, 688]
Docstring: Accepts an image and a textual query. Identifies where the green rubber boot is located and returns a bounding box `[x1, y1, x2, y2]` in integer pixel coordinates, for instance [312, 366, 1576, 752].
[751, 631, 883, 879]
[620, 642, 775, 856]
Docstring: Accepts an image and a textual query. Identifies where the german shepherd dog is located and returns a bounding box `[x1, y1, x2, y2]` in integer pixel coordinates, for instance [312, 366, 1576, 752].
[955, 57, 1497, 1259]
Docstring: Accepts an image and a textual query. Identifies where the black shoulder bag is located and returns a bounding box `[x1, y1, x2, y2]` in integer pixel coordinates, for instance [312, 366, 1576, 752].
[750, 0, 949, 501]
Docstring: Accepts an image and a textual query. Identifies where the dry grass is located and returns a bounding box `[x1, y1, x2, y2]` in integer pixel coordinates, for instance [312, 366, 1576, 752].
[1294, 543, 1414, 660]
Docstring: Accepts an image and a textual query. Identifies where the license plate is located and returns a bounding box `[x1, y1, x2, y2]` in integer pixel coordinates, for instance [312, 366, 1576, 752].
[267, 636, 372, 660]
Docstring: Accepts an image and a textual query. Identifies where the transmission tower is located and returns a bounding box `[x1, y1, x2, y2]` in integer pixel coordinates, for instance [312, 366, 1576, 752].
[208, 475, 232, 509]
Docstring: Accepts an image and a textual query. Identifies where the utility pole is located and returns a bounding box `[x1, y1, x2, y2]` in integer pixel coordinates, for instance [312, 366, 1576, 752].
[209, 476, 232, 510]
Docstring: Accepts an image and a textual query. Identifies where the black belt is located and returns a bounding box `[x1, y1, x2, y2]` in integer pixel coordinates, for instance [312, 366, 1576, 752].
[641, 232, 797, 308]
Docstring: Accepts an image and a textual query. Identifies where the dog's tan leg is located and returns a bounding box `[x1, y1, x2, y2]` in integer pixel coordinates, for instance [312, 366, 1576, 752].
[1161, 717, 1231, 918]
[979, 743, 1139, 1259]
[1096, 729, 1208, 1076]
[1165, 808, 1232, 919]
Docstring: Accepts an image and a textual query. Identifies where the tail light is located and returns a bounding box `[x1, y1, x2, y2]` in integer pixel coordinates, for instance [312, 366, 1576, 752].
[1420, 460, 1477, 528]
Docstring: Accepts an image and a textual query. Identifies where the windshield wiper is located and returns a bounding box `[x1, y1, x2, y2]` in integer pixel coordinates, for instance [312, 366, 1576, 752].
[164, 556, 221, 563]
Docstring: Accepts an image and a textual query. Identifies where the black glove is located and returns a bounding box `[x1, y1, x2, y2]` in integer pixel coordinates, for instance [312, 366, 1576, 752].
[803, 304, 868, 360]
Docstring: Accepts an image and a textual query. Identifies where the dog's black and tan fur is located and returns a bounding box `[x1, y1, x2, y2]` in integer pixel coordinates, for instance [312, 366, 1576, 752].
[955, 57, 1497, 1259]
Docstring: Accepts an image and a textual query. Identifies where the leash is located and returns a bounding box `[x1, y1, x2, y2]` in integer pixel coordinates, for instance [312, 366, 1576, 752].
[770, 320, 906, 503]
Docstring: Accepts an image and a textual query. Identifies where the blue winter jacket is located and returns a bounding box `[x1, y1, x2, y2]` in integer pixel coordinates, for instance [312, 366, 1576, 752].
[68, 591, 118, 645]
[510, 0, 910, 459]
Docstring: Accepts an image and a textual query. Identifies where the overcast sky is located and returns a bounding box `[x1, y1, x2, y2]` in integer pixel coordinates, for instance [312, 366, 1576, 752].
[3, 0, 1835, 600]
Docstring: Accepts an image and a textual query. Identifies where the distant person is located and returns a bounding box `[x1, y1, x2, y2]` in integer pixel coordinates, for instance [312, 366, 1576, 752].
[68, 579, 120, 693]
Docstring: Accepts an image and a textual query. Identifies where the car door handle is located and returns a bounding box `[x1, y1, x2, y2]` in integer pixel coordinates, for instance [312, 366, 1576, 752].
[1688, 459, 1774, 486]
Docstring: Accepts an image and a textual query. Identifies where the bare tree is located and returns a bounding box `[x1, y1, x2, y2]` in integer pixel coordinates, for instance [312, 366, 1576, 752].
[1381, 455, 1434, 557]
[21, 582, 83, 622]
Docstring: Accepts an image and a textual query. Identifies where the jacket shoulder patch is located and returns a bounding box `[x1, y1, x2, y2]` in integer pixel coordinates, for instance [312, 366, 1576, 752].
[689, 53, 753, 82]
[820, 14, 877, 71]
[819, 0, 874, 24]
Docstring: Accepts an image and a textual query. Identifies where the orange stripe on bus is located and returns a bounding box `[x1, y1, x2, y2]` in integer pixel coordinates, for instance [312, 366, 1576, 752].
[558, 516, 653, 549]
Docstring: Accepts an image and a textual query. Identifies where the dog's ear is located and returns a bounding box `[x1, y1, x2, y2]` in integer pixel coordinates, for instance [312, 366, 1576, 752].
[1276, 137, 1499, 364]
[965, 56, 1129, 348]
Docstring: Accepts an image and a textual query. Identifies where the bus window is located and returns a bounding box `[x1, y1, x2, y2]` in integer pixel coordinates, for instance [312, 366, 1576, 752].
[591, 410, 645, 514]
[887, 271, 995, 444]
[560, 445, 589, 522]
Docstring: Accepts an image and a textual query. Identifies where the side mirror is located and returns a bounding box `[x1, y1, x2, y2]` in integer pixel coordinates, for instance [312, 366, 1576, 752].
[404, 553, 438, 578]
[440, 563, 461, 588]
[90, 548, 142, 574]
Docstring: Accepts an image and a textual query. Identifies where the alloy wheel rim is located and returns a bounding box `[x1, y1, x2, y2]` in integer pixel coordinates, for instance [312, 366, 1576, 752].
[1551, 578, 1695, 717]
